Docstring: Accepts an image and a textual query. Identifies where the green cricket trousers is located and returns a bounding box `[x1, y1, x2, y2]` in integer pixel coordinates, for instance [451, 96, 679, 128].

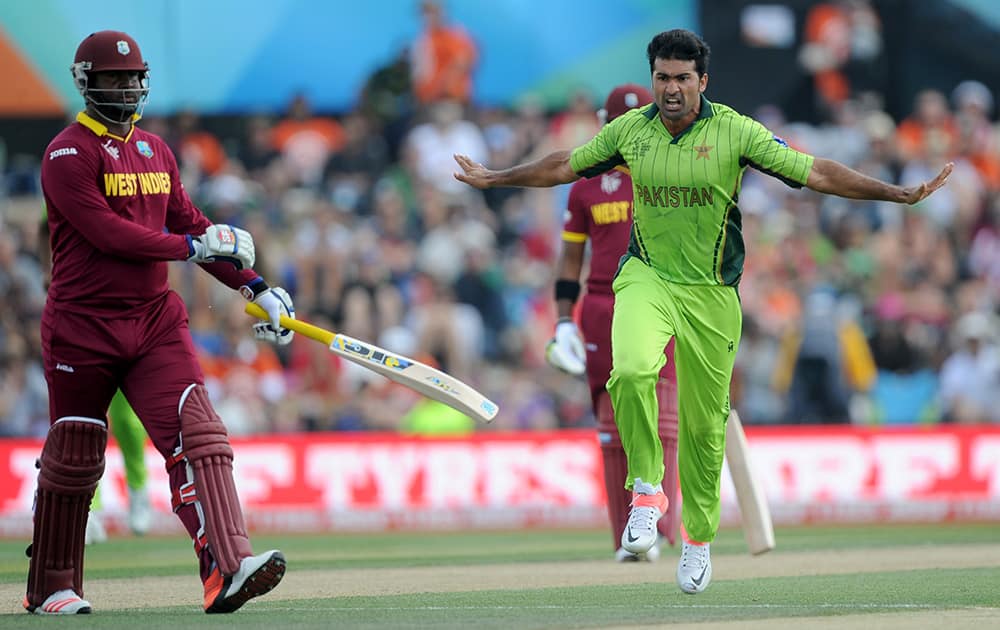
[608, 256, 741, 543]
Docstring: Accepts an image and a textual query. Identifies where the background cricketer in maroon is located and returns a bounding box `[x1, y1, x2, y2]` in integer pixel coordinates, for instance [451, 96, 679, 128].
[562, 164, 682, 552]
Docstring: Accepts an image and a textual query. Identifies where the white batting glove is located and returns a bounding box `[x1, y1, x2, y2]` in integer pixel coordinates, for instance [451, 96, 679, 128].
[251, 287, 295, 345]
[187, 224, 256, 270]
[545, 318, 586, 376]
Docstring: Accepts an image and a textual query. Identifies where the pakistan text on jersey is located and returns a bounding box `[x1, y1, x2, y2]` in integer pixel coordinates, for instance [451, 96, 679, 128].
[634, 185, 714, 208]
[103, 172, 172, 196]
[590, 201, 630, 225]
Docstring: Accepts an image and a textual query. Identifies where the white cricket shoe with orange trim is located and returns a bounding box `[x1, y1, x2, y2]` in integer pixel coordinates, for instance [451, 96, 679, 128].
[25, 589, 92, 614]
[621, 478, 668, 554]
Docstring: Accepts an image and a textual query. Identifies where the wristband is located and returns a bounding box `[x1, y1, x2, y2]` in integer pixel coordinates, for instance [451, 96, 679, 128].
[554, 279, 581, 303]
[238, 277, 269, 301]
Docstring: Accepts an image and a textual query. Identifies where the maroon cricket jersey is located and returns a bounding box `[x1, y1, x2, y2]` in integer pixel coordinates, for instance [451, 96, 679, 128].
[40, 112, 257, 316]
[562, 166, 634, 297]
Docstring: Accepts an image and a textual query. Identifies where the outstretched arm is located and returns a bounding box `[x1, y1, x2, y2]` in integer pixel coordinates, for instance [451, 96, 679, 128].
[806, 157, 953, 204]
[454, 150, 580, 189]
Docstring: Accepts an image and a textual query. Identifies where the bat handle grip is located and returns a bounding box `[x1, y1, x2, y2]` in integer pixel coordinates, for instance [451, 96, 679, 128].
[244, 302, 335, 345]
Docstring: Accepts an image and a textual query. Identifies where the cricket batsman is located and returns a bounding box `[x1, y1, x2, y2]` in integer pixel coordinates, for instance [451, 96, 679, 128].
[546, 84, 681, 562]
[26, 30, 293, 614]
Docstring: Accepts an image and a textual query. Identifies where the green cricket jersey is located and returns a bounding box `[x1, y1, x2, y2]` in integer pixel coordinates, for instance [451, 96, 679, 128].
[569, 96, 814, 286]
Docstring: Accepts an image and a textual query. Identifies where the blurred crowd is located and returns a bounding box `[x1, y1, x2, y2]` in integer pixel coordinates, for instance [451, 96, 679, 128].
[2, 3, 1000, 437]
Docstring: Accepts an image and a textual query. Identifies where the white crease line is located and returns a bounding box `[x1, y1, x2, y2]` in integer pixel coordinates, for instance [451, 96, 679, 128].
[261, 603, 959, 612]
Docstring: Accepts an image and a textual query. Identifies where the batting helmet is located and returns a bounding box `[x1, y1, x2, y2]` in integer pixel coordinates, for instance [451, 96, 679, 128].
[599, 83, 653, 125]
[71, 30, 150, 124]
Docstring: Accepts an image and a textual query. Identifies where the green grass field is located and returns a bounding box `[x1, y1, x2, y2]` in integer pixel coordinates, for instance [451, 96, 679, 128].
[1, 523, 997, 628]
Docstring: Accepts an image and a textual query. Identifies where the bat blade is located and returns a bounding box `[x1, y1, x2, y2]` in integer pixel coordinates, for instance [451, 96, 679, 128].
[327, 331, 499, 423]
[245, 302, 498, 423]
[725, 409, 775, 555]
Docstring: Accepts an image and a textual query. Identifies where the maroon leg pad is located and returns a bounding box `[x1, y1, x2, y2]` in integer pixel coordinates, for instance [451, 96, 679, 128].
[658, 437, 681, 545]
[180, 385, 251, 576]
[596, 393, 630, 551]
[168, 464, 216, 583]
[655, 376, 679, 440]
[26, 418, 107, 607]
[600, 442, 630, 551]
[656, 376, 681, 544]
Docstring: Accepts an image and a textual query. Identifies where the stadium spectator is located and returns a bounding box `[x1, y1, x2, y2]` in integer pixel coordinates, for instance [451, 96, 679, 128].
[176, 109, 228, 184]
[323, 111, 390, 216]
[0, 321, 47, 437]
[359, 46, 414, 162]
[774, 288, 876, 424]
[797, 0, 885, 119]
[895, 89, 958, 162]
[403, 98, 488, 196]
[411, 0, 478, 106]
[271, 92, 345, 188]
[866, 292, 940, 424]
[952, 80, 1000, 190]
[198, 299, 289, 435]
[236, 114, 280, 178]
[939, 311, 1000, 423]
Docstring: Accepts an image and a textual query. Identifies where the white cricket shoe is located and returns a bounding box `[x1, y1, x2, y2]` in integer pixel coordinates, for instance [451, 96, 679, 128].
[676, 540, 712, 594]
[25, 589, 92, 614]
[84, 512, 107, 545]
[621, 478, 668, 554]
[129, 486, 153, 535]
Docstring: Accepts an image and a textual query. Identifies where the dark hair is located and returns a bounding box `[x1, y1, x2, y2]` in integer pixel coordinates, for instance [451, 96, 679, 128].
[646, 29, 710, 76]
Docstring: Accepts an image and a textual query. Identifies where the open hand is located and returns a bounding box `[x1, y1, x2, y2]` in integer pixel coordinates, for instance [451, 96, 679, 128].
[453, 154, 493, 189]
[901, 162, 953, 205]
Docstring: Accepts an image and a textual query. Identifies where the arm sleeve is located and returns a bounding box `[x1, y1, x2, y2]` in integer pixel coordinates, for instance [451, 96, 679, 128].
[569, 119, 625, 178]
[160, 149, 260, 289]
[41, 144, 190, 261]
[739, 117, 814, 188]
[562, 180, 590, 243]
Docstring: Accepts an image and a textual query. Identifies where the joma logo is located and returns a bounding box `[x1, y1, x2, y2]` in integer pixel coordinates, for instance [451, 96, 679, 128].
[49, 147, 78, 160]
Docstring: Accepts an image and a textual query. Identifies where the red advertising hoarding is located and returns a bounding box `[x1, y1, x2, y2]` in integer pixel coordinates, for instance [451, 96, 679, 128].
[0, 426, 997, 537]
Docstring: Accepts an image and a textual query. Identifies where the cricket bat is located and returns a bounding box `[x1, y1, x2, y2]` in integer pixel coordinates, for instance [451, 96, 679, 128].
[725, 409, 775, 555]
[245, 303, 499, 423]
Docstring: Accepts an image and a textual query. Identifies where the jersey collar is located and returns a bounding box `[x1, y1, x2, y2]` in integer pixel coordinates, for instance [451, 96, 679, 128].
[76, 111, 138, 142]
[646, 95, 715, 143]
